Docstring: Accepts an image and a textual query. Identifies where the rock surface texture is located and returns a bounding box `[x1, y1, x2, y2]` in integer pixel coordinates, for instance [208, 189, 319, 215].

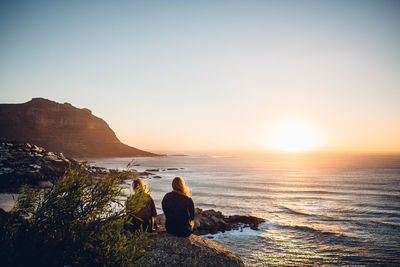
[138, 231, 245, 267]
[156, 208, 265, 235]
[0, 141, 133, 193]
[0, 98, 157, 158]
[0, 141, 76, 192]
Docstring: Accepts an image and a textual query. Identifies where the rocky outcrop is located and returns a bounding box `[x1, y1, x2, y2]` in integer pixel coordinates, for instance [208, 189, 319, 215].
[0, 141, 77, 192]
[138, 231, 245, 267]
[156, 208, 265, 235]
[0, 141, 135, 193]
[0, 98, 157, 158]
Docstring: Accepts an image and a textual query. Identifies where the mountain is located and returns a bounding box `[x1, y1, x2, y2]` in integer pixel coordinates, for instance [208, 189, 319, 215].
[0, 98, 158, 158]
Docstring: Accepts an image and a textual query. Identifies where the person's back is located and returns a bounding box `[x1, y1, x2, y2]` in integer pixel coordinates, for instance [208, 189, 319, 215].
[126, 193, 156, 232]
[162, 177, 194, 237]
[126, 178, 157, 233]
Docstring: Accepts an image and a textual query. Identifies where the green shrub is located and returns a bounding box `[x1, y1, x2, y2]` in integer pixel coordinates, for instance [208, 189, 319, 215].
[0, 163, 152, 267]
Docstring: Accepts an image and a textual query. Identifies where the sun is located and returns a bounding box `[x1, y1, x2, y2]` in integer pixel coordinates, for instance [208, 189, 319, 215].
[269, 121, 318, 152]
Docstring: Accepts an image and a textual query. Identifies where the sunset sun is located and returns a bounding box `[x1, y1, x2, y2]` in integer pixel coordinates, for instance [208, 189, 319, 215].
[269, 121, 319, 152]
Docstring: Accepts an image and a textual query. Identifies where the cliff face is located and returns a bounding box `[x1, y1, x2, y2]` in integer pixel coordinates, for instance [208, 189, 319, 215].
[0, 98, 157, 158]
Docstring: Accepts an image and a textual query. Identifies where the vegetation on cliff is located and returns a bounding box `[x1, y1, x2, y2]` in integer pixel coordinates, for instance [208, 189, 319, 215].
[0, 163, 152, 266]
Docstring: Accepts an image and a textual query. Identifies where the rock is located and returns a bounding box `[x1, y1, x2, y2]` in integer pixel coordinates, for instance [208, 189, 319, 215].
[226, 214, 265, 231]
[89, 166, 108, 175]
[0, 141, 141, 193]
[156, 208, 265, 236]
[153, 175, 162, 179]
[166, 168, 179, 171]
[0, 141, 78, 193]
[145, 168, 160, 172]
[38, 181, 53, 188]
[138, 231, 245, 267]
[0, 98, 159, 158]
[137, 171, 154, 177]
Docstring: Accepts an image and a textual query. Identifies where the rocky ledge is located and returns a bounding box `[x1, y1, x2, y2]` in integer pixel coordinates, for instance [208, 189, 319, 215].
[138, 231, 245, 267]
[156, 208, 265, 235]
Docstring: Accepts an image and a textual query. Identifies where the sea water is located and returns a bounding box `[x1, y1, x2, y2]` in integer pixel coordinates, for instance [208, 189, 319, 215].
[91, 152, 400, 266]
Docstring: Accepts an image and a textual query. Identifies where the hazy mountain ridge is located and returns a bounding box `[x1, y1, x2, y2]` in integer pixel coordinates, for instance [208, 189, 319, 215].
[0, 98, 157, 158]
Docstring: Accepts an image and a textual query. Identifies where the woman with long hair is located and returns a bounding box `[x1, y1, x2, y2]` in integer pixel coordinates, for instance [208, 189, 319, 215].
[125, 178, 157, 232]
[162, 177, 195, 237]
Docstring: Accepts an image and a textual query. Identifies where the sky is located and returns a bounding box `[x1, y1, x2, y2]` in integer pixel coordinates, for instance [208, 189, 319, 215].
[1, 0, 399, 152]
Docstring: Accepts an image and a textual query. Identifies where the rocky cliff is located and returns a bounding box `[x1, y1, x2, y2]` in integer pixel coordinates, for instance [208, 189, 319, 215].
[0, 98, 157, 158]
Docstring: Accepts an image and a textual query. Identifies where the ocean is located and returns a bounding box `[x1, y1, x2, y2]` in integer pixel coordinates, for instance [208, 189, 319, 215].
[91, 152, 400, 266]
[1, 152, 399, 265]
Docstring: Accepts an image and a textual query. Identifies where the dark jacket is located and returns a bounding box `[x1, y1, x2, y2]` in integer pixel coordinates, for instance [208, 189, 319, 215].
[162, 191, 194, 237]
[126, 193, 157, 232]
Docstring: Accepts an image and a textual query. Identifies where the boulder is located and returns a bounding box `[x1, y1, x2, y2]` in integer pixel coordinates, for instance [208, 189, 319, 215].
[156, 208, 265, 235]
[138, 231, 245, 267]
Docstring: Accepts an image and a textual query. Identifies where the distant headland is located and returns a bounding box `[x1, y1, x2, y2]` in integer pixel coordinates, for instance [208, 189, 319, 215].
[0, 98, 158, 158]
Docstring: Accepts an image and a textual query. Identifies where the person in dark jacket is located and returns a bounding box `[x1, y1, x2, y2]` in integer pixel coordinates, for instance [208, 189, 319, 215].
[126, 178, 157, 233]
[162, 177, 194, 237]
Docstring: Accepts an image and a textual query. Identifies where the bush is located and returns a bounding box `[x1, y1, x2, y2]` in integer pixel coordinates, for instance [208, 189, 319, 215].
[0, 163, 152, 267]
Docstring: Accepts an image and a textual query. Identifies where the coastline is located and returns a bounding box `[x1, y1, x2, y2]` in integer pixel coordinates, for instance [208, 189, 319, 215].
[2, 152, 400, 265]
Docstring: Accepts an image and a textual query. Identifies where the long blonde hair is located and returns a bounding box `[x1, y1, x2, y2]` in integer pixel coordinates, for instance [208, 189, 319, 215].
[172, 177, 191, 197]
[127, 178, 150, 214]
[133, 178, 149, 194]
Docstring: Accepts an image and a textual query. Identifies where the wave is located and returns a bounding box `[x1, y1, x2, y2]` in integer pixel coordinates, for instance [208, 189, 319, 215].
[270, 223, 368, 248]
[352, 218, 400, 232]
[193, 191, 274, 200]
[195, 202, 218, 208]
[280, 206, 311, 216]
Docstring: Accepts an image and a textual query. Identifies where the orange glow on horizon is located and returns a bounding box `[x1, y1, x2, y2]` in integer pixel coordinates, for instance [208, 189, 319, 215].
[267, 121, 320, 153]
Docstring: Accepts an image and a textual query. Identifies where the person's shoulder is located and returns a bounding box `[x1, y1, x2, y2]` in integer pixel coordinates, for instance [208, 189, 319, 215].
[146, 193, 155, 202]
[162, 191, 174, 200]
[165, 191, 174, 197]
[179, 193, 193, 203]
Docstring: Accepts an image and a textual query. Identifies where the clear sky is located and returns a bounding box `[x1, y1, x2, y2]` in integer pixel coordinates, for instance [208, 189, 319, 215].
[1, 0, 399, 152]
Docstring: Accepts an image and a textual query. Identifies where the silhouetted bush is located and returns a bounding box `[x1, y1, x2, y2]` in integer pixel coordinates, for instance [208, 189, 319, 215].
[0, 163, 152, 266]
